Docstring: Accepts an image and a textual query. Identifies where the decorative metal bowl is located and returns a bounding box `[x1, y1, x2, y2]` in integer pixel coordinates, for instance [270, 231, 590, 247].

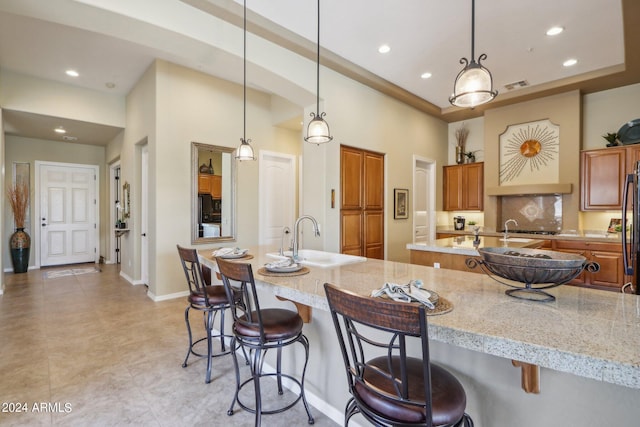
[466, 247, 600, 302]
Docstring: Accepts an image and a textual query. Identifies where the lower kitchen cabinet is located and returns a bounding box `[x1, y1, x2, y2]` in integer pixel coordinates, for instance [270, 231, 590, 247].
[553, 240, 626, 291]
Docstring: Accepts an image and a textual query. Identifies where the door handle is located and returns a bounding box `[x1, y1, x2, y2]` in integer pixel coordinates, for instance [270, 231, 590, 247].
[141, 233, 147, 237]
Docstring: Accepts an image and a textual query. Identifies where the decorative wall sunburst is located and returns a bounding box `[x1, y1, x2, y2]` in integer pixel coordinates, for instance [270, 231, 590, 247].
[499, 119, 559, 184]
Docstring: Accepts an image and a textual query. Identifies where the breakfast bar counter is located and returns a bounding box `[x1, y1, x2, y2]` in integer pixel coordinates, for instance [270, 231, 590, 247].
[199, 246, 640, 426]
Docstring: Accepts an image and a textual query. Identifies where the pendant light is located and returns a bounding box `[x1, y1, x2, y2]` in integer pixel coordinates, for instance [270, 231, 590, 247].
[449, 0, 498, 108]
[235, 0, 256, 161]
[304, 0, 333, 145]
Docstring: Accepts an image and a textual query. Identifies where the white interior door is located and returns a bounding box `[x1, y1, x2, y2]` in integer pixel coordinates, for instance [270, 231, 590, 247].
[141, 144, 149, 285]
[413, 156, 436, 243]
[259, 151, 296, 250]
[39, 162, 98, 266]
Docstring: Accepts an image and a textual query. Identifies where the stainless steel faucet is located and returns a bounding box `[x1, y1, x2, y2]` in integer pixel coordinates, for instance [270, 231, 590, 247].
[279, 226, 291, 256]
[504, 219, 518, 240]
[292, 215, 320, 260]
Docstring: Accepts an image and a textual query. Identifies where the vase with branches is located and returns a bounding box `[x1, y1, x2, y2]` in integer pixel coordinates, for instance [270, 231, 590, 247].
[455, 123, 469, 164]
[6, 182, 31, 273]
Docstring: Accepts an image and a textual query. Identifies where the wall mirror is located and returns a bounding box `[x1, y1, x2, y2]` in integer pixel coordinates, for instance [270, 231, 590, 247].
[191, 141, 237, 244]
[122, 182, 131, 219]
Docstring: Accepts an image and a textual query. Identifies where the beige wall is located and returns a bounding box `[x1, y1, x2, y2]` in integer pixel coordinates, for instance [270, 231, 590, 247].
[126, 60, 302, 298]
[304, 70, 448, 263]
[3, 135, 107, 269]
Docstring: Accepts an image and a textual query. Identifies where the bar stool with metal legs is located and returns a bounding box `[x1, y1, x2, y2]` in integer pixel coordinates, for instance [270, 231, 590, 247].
[216, 257, 315, 426]
[325, 283, 474, 427]
[177, 245, 234, 384]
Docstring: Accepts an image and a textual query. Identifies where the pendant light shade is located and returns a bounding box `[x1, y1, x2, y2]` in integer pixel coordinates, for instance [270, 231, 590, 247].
[236, 138, 255, 161]
[304, 0, 332, 145]
[449, 0, 497, 108]
[235, 0, 256, 161]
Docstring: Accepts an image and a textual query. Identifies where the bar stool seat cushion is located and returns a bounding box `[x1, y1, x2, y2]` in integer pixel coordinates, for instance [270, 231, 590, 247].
[235, 308, 303, 341]
[356, 356, 467, 426]
[187, 285, 228, 306]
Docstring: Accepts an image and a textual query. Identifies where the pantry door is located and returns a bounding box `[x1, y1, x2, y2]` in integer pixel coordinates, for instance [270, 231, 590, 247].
[38, 162, 98, 266]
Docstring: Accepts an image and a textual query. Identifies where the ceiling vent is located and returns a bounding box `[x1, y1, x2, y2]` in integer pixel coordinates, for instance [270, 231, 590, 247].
[504, 80, 529, 91]
[62, 135, 78, 141]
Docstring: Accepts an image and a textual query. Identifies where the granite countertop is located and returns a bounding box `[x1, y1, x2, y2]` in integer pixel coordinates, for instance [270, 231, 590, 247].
[407, 235, 544, 256]
[199, 246, 640, 390]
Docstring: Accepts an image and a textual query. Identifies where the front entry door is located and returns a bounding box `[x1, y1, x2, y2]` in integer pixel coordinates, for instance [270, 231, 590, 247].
[39, 162, 98, 266]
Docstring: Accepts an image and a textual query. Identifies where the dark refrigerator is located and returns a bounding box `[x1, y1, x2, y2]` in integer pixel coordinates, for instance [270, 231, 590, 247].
[622, 160, 640, 294]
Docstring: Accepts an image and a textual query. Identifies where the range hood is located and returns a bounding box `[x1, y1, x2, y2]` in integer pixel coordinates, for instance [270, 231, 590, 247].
[486, 183, 572, 196]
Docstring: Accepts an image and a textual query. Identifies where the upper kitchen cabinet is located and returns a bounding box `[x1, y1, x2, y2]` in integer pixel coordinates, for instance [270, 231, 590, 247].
[580, 146, 632, 210]
[443, 162, 484, 211]
[198, 174, 222, 199]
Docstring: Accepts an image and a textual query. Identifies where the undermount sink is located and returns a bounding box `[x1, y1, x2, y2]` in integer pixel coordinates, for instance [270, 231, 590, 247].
[499, 238, 534, 243]
[266, 249, 366, 268]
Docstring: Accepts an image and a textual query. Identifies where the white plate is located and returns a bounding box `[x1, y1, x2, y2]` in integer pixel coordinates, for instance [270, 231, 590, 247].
[219, 250, 248, 259]
[265, 263, 302, 273]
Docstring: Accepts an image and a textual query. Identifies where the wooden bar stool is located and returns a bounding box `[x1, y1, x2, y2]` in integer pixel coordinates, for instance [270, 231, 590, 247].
[325, 283, 474, 427]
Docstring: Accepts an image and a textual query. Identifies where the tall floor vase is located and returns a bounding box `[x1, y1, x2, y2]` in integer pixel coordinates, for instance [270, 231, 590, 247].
[10, 228, 30, 273]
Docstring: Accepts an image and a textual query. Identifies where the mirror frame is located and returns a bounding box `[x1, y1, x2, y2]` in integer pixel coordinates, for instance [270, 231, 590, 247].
[191, 141, 237, 244]
[122, 181, 131, 219]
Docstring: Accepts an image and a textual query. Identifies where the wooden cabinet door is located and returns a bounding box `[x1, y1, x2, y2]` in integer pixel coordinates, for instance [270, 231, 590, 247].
[626, 145, 640, 173]
[341, 146, 363, 210]
[364, 211, 384, 259]
[210, 175, 222, 198]
[198, 174, 211, 194]
[580, 148, 626, 210]
[443, 165, 463, 211]
[364, 152, 384, 210]
[464, 162, 484, 210]
[340, 145, 384, 259]
[590, 250, 624, 288]
[341, 210, 363, 256]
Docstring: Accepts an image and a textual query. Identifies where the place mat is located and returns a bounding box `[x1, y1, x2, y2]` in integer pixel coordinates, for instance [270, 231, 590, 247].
[376, 293, 453, 316]
[257, 266, 310, 277]
[426, 295, 453, 316]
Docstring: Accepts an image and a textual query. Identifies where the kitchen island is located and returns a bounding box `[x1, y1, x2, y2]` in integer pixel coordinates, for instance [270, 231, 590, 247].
[199, 246, 640, 427]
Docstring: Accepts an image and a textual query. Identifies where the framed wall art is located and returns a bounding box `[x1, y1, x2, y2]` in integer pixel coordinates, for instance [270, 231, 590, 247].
[499, 119, 560, 185]
[394, 188, 408, 219]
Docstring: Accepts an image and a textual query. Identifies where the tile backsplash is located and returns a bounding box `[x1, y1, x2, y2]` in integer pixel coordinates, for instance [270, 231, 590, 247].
[498, 195, 562, 232]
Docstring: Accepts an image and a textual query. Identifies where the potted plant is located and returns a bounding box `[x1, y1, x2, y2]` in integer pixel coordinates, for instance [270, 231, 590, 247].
[602, 132, 619, 147]
[6, 182, 31, 273]
[464, 151, 476, 163]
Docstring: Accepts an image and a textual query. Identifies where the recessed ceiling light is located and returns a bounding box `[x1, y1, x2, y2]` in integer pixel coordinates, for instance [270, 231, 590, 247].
[54, 127, 66, 134]
[66, 69, 79, 77]
[378, 44, 391, 54]
[546, 26, 564, 36]
[420, 72, 432, 79]
[105, 82, 116, 89]
[563, 58, 578, 67]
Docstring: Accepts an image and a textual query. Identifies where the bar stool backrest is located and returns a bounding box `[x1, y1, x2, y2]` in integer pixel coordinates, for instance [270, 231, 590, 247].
[216, 258, 265, 343]
[324, 283, 435, 426]
[177, 245, 209, 302]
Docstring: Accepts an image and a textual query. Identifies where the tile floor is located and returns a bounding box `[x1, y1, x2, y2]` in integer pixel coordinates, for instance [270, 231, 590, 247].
[0, 263, 337, 426]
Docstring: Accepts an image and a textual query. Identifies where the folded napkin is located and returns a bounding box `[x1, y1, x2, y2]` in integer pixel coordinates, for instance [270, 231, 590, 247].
[371, 282, 435, 309]
[212, 247, 247, 257]
[265, 258, 297, 269]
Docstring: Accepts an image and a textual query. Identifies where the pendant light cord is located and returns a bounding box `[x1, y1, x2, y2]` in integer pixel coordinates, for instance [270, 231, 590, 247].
[243, 0, 247, 140]
[315, 0, 320, 114]
[470, 0, 476, 61]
